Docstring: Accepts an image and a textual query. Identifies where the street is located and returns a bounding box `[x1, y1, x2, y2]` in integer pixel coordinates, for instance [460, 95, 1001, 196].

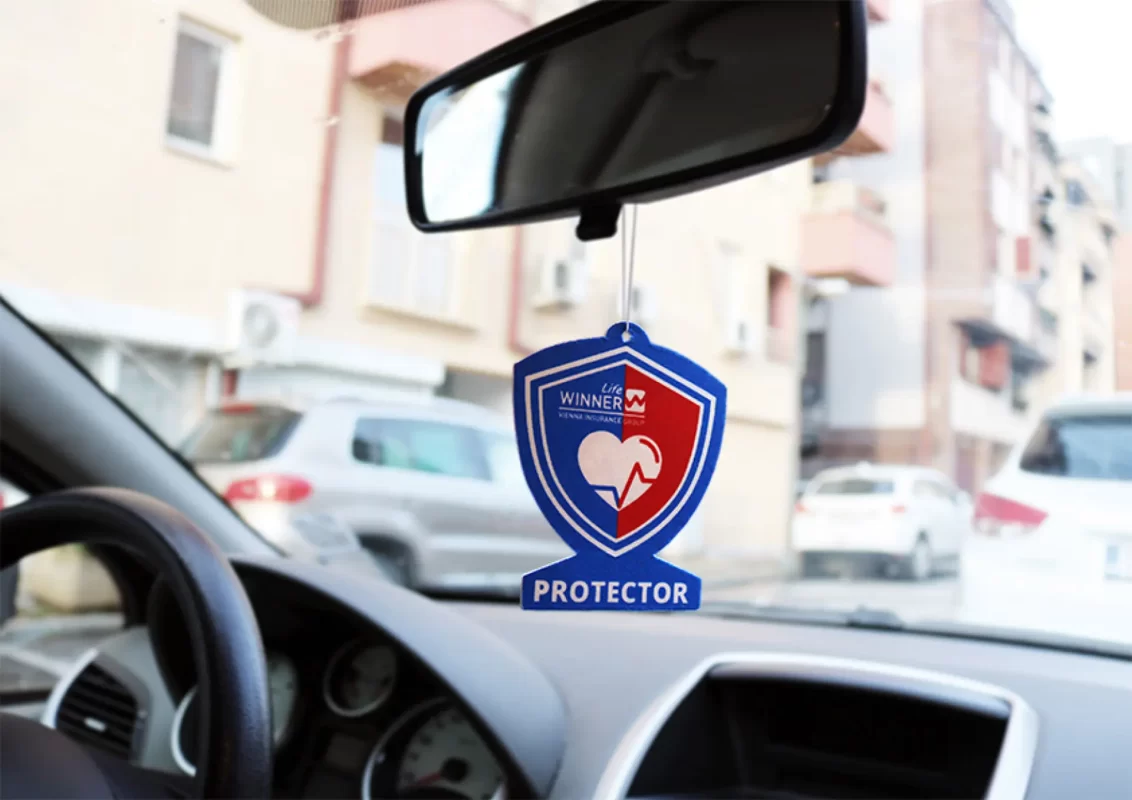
[706, 574, 961, 623]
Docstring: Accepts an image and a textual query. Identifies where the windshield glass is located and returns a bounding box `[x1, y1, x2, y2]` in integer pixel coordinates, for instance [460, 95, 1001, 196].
[3, 0, 1130, 649]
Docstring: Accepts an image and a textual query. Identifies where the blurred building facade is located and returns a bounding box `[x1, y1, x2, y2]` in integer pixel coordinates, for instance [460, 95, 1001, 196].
[1034, 160, 1119, 399]
[800, 0, 1120, 493]
[0, 0, 819, 566]
[1061, 137, 1132, 391]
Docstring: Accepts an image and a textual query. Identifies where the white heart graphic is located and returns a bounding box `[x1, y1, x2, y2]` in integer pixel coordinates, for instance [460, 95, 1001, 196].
[577, 431, 663, 510]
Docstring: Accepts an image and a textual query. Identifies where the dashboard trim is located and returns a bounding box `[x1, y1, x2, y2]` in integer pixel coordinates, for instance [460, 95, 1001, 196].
[170, 686, 199, 777]
[591, 651, 1040, 800]
[40, 646, 99, 729]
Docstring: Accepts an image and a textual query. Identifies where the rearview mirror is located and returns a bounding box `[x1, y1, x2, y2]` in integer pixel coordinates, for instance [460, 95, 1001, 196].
[404, 0, 867, 239]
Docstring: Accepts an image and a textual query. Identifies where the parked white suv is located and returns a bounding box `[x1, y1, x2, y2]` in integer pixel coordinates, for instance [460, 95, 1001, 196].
[181, 395, 567, 591]
[957, 394, 1132, 642]
[792, 463, 971, 580]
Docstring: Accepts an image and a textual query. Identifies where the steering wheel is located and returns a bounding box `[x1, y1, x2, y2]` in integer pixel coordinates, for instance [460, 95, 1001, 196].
[0, 488, 272, 799]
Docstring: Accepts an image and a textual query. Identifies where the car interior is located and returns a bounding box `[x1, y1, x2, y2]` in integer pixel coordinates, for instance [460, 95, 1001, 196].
[3, 2, 1132, 799]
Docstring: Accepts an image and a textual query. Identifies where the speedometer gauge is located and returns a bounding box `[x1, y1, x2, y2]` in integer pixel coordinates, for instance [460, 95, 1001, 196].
[397, 706, 504, 800]
[323, 638, 397, 717]
[361, 699, 506, 800]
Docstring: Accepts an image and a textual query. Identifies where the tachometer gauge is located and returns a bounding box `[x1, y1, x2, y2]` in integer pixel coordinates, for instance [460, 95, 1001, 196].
[397, 706, 504, 800]
[323, 638, 397, 718]
[361, 699, 506, 800]
[171, 651, 298, 776]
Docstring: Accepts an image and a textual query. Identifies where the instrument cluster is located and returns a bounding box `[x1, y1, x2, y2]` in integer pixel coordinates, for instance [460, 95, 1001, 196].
[169, 634, 506, 800]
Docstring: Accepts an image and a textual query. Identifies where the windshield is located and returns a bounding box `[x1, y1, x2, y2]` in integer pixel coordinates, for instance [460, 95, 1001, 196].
[3, 0, 1130, 649]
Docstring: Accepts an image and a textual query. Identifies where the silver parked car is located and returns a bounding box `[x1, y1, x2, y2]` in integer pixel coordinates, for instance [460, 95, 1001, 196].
[181, 395, 568, 590]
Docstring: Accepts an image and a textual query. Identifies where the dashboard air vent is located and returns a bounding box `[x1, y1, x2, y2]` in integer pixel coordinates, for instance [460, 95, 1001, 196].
[55, 663, 140, 759]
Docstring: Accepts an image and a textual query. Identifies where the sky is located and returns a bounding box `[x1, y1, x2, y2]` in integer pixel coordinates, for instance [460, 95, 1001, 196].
[1014, 0, 1132, 143]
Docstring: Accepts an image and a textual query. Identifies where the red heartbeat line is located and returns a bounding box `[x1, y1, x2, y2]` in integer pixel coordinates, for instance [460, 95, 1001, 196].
[613, 461, 658, 511]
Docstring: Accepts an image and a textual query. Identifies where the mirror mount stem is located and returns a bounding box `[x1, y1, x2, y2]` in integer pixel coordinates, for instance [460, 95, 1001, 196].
[576, 202, 622, 242]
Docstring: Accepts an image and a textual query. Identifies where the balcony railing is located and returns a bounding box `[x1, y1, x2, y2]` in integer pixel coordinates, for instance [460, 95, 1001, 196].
[801, 181, 896, 286]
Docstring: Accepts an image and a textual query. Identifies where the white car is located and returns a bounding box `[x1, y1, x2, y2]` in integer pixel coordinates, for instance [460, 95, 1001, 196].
[792, 464, 971, 581]
[957, 394, 1132, 643]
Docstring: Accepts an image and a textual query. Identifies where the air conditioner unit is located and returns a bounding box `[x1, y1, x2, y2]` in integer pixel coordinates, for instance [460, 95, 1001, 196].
[533, 255, 587, 309]
[725, 318, 755, 356]
[224, 289, 301, 368]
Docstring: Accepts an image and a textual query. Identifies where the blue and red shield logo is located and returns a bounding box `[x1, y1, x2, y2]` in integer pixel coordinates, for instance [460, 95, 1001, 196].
[514, 323, 726, 611]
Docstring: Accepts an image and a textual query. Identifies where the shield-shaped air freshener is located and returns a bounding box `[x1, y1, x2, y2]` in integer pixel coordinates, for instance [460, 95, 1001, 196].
[514, 322, 726, 611]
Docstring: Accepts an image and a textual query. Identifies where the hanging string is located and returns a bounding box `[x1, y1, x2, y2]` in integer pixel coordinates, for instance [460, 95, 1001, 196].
[619, 204, 639, 340]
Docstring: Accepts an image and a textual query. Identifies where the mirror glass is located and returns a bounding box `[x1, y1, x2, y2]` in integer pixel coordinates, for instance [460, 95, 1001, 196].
[413, 1, 845, 225]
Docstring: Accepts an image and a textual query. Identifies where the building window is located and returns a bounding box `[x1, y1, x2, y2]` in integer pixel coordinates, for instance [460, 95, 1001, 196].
[166, 19, 235, 158]
[1065, 180, 1090, 207]
[371, 115, 455, 316]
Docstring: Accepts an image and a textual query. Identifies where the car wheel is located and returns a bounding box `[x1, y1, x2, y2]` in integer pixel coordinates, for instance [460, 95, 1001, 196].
[904, 537, 932, 582]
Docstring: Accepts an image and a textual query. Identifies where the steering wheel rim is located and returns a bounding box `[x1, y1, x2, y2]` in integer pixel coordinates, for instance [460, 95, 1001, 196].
[0, 487, 272, 798]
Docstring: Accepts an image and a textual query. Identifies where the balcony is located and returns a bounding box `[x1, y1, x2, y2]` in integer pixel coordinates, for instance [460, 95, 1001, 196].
[867, 0, 891, 22]
[349, 0, 528, 102]
[800, 181, 896, 286]
[816, 79, 895, 162]
[959, 275, 1043, 365]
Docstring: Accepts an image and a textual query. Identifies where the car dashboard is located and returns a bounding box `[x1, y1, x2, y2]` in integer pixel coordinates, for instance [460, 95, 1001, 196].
[36, 554, 1132, 799]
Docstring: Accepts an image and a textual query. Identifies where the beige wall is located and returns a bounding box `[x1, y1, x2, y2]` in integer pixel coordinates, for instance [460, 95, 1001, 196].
[0, 0, 807, 562]
[0, 0, 333, 321]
